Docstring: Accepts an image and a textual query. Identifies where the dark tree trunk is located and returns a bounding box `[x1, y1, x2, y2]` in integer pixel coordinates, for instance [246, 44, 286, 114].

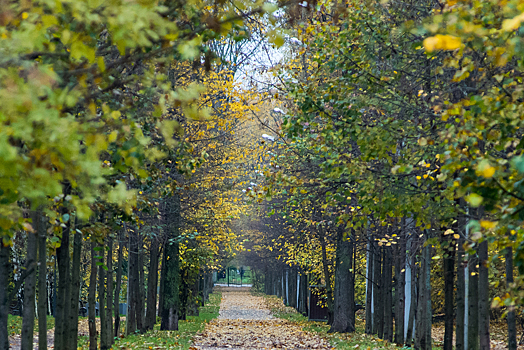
[468, 249, 479, 350]
[146, 235, 160, 330]
[160, 192, 181, 331]
[158, 246, 166, 318]
[415, 244, 432, 350]
[0, 244, 10, 350]
[126, 226, 138, 335]
[365, 241, 373, 335]
[383, 247, 393, 342]
[54, 206, 71, 350]
[456, 228, 466, 350]
[372, 241, 382, 336]
[106, 237, 113, 345]
[113, 229, 124, 338]
[298, 269, 308, 315]
[180, 268, 189, 321]
[478, 240, 490, 350]
[395, 226, 406, 345]
[21, 224, 38, 350]
[137, 235, 146, 332]
[506, 247, 517, 350]
[98, 245, 109, 350]
[160, 241, 180, 330]
[405, 249, 417, 348]
[330, 227, 354, 333]
[288, 267, 297, 310]
[443, 232, 455, 350]
[38, 213, 48, 350]
[320, 230, 334, 326]
[67, 227, 82, 349]
[88, 242, 98, 350]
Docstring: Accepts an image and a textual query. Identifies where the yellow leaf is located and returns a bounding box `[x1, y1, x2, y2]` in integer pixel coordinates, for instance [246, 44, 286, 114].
[502, 12, 524, 32]
[423, 34, 462, 52]
[480, 220, 498, 230]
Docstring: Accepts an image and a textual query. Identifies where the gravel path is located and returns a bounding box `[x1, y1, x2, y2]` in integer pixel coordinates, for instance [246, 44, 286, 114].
[194, 286, 332, 350]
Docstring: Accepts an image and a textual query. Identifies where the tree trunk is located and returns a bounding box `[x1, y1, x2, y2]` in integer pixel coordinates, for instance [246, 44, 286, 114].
[21, 224, 38, 350]
[395, 226, 406, 345]
[88, 242, 98, 350]
[38, 213, 48, 350]
[137, 235, 145, 332]
[329, 227, 354, 333]
[415, 245, 431, 350]
[443, 232, 455, 350]
[106, 236, 113, 345]
[114, 229, 124, 338]
[383, 246, 393, 342]
[298, 268, 308, 315]
[146, 235, 160, 330]
[478, 240, 490, 350]
[320, 230, 334, 326]
[160, 241, 180, 330]
[67, 227, 82, 349]
[126, 226, 138, 335]
[372, 241, 382, 336]
[160, 193, 181, 331]
[365, 240, 373, 335]
[0, 243, 10, 350]
[54, 207, 71, 350]
[456, 227, 466, 350]
[405, 249, 417, 347]
[158, 246, 166, 318]
[99, 244, 109, 350]
[467, 248, 479, 350]
[506, 247, 517, 350]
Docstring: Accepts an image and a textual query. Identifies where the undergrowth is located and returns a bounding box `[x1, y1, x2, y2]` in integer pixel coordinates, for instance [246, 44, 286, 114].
[7, 314, 55, 336]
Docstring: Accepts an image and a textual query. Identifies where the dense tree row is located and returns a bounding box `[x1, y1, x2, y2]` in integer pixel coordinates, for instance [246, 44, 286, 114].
[246, 0, 524, 350]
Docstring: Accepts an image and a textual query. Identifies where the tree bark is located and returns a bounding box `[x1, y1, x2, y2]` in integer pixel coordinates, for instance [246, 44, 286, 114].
[106, 236, 114, 345]
[506, 246, 517, 350]
[372, 241, 382, 336]
[38, 213, 48, 350]
[137, 235, 145, 332]
[383, 246, 393, 342]
[443, 231, 455, 350]
[21, 224, 38, 350]
[478, 240, 490, 350]
[395, 226, 406, 345]
[126, 226, 138, 335]
[113, 229, 124, 338]
[160, 193, 181, 331]
[88, 242, 98, 350]
[158, 245, 166, 318]
[319, 229, 334, 326]
[405, 249, 417, 347]
[160, 240, 180, 330]
[365, 240, 373, 335]
[329, 227, 354, 333]
[67, 226, 82, 349]
[0, 243, 10, 350]
[146, 235, 160, 330]
[467, 248, 479, 350]
[99, 244, 109, 350]
[456, 226, 466, 350]
[54, 205, 71, 350]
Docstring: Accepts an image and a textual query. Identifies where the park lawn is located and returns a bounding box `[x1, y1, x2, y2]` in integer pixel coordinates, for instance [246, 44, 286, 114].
[78, 291, 221, 350]
[7, 314, 55, 336]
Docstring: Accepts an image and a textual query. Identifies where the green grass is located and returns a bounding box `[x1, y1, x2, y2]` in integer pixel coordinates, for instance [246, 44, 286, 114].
[7, 314, 55, 336]
[78, 291, 222, 349]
